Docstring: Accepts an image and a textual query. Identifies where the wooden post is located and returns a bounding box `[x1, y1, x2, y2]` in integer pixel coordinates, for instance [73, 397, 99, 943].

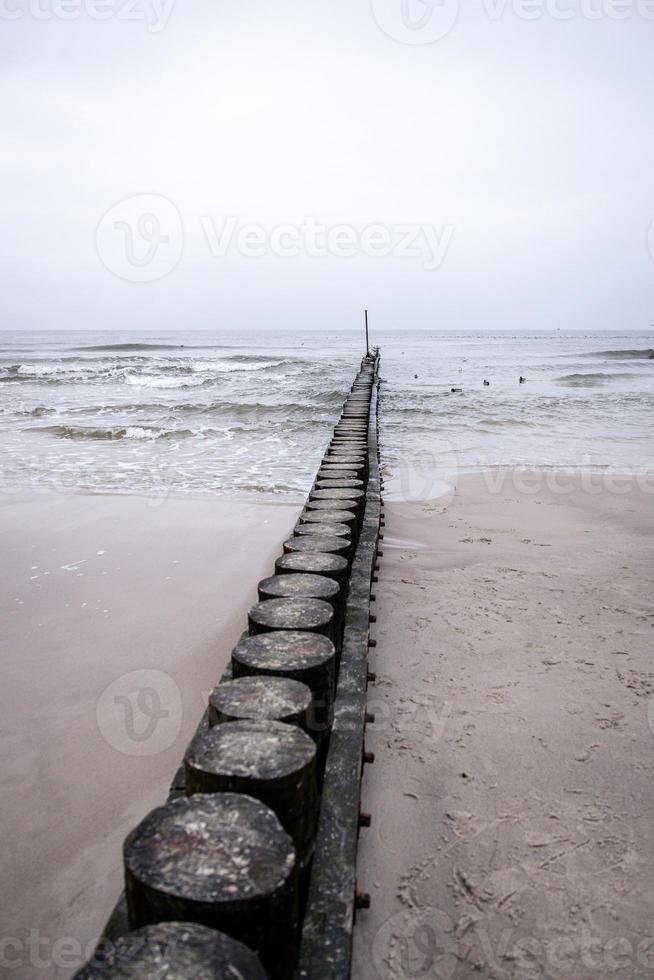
[209, 676, 313, 731]
[185, 720, 318, 865]
[283, 533, 350, 558]
[74, 922, 268, 979]
[232, 630, 337, 740]
[364, 308, 369, 356]
[274, 551, 349, 595]
[293, 522, 351, 541]
[299, 509, 357, 533]
[248, 596, 335, 642]
[123, 794, 298, 979]
[314, 478, 364, 490]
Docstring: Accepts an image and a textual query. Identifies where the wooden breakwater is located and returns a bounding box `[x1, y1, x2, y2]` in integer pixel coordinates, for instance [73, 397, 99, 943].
[76, 351, 382, 979]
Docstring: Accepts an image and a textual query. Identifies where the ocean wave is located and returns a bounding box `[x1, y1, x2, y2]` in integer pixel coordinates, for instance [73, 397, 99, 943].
[17, 405, 56, 417]
[192, 359, 286, 373]
[556, 372, 634, 387]
[73, 342, 185, 352]
[29, 424, 194, 441]
[17, 363, 62, 376]
[124, 375, 203, 389]
[1, 362, 117, 384]
[590, 348, 654, 359]
[0, 370, 68, 385]
[225, 353, 293, 364]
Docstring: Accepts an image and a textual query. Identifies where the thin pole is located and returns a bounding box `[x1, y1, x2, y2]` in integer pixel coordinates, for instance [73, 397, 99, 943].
[364, 309, 369, 355]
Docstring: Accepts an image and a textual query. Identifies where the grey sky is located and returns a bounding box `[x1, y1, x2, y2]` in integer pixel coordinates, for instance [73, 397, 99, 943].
[2, 0, 654, 331]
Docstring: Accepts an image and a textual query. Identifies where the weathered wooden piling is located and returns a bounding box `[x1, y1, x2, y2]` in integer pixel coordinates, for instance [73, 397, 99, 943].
[309, 487, 365, 524]
[318, 465, 365, 479]
[232, 631, 336, 736]
[310, 488, 365, 503]
[274, 551, 349, 595]
[293, 522, 351, 541]
[299, 509, 358, 534]
[184, 721, 318, 862]
[123, 794, 297, 980]
[248, 596, 334, 643]
[283, 534, 351, 561]
[325, 449, 366, 459]
[257, 571, 340, 608]
[209, 676, 313, 731]
[316, 475, 362, 488]
[314, 480, 364, 493]
[292, 522, 352, 556]
[304, 499, 360, 516]
[297, 354, 381, 979]
[74, 922, 268, 979]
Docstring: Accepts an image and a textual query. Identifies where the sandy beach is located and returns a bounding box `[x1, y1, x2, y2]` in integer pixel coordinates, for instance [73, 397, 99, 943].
[0, 491, 299, 979]
[353, 470, 654, 980]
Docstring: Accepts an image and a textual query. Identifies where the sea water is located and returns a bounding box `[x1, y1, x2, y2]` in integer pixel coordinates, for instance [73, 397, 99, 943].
[1, 329, 652, 501]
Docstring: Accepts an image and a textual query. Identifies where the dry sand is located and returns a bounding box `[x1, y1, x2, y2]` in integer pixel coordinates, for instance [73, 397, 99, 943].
[353, 470, 654, 980]
[0, 490, 298, 979]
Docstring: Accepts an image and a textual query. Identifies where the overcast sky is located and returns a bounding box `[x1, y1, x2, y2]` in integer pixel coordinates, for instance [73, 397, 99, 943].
[2, 0, 654, 332]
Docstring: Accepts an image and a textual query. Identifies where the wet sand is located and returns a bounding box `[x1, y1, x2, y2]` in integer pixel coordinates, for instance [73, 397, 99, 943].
[0, 491, 298, 979]
[353, 470, 654, 980]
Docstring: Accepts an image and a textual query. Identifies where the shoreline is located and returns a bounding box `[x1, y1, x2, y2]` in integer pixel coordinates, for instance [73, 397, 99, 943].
[383, 464, 654, 508]
[353, 469, 654, 980]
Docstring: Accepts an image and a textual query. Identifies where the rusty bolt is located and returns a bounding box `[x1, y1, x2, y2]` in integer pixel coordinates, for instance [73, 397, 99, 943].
[367, 671, 377, 683]
[369, 638, 377, 648]
[363, 749, 375, 765]
[355, 891, 371, 910]
[359, 811, 372, 828]
[365, 712, 376, 724]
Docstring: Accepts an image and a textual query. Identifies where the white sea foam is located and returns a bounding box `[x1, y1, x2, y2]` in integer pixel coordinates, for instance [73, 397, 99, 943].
[17, 363, 61, 376]
[123, 426, 155, 439]
[125, 375, 199, 389]
[193, 359, 285, 372]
